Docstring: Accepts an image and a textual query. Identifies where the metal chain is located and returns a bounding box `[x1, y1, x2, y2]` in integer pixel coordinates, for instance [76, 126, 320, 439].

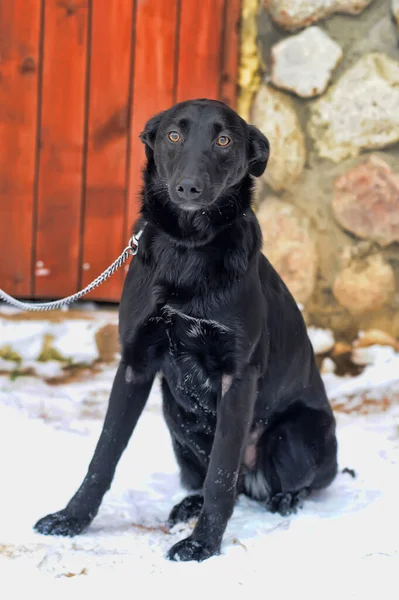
[0, 228, 145, 312]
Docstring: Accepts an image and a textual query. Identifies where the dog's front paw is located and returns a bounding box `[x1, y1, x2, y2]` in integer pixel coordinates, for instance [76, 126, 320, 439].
[167, 537, 218, 562]
[34, 510, 89, 537]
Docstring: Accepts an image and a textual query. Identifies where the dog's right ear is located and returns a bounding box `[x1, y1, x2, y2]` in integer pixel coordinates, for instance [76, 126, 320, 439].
[139, 111, 165, 160]
[247, 124, 270, 178]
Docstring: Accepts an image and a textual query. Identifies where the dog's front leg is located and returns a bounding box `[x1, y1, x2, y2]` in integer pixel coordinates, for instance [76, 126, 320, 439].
[34, 362, 154, 536]
[167, 367, 257, 562]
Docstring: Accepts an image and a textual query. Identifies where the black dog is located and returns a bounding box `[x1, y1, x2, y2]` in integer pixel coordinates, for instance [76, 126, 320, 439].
[34, 99, 337, 562]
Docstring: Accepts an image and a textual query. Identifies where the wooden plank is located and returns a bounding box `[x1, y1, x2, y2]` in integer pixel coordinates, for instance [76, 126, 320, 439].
[126, 0, 179, 242]
[0, 0, 42, 296]
[80, 0, 134, 301]
[220, 0, 241, 108]
[176, 0, 225, 102]
[34, 0, 89, 298]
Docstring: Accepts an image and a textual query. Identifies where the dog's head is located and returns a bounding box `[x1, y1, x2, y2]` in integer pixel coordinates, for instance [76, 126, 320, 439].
[140, 99, 269, 212]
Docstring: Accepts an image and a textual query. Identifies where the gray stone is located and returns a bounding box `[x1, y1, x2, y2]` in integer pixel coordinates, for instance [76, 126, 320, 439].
[95, 323, 120, 363]
[257, 197, 317, 303]
[251, 85, 306, 191]
[333, 156, 399, 246]
[264, 0, 374, 31]
[309, 53, 399, 162]
[333, 253, 395, 314]
[270, 27, 343, 98]
[354, 329, 399, 351]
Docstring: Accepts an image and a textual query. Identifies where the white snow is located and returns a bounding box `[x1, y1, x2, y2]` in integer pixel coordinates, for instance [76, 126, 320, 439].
[0, 320, 46, 361]
[0, 311, 118, 367]
[325, 345, 399, 409]
[352, 344, 397, 367]
[0, 312, 398, 596]
[308, 326, 335, 354]
[0, 365, 398, 596]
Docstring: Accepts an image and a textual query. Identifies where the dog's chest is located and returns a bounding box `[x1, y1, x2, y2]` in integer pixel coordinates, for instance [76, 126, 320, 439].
[138, 305, 236, 403]
[163, 305, 235, 377]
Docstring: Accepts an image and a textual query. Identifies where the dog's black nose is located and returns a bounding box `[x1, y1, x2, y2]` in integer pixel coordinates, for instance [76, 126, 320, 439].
[175, 177, 203, 201]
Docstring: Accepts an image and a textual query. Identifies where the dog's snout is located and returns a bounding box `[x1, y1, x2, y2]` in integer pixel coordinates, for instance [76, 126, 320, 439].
[176, 177, 203, 201]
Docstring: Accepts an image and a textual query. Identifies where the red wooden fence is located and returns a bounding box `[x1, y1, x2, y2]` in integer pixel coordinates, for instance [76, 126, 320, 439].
[0, 0, 241, 302]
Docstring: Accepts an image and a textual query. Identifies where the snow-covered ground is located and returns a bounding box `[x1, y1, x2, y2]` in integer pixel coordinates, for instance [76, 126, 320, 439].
[0, 313, 398, 597]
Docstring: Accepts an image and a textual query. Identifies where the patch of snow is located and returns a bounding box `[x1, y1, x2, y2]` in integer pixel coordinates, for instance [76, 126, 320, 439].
[0, 363, 398, 592]
[324, 346, 399, 402]
[0, 358, 66, 379]
[0, 316, 399, 592]
[0, 303, 22, 315]
[50, 321, 100, 364]
[321, 356, 336, 374]
[0, 314, 118, 369]
[25, 361, 66, 379]
[352, 344, 397, 366]
[0, 320, 47, 361]
[0, 358, 18, 372]
[308, 326, 335, 354]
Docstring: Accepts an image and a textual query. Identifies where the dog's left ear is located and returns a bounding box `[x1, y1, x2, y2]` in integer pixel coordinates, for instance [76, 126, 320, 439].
[139, 111, 165, 160]
[247, 125, 270, 177]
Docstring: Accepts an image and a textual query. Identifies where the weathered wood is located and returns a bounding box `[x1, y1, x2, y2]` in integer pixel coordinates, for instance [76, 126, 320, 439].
[34, 0, 89, 297]
[0, 0, 42, 296]
[81, 0, 134, 301]
[176, 0, 225, 102]
[126, 0, 179, 243]
[220, 0, 241, 108]
[0, 0, 241, 302]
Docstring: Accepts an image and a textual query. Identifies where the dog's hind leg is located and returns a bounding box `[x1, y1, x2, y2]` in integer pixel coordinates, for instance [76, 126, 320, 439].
[34, 363, 154, 536]
[171, 437, 207, 492]
[167, 439, 206, 526]
[161, 377, 208, 526]
[244, 404, 338, 516]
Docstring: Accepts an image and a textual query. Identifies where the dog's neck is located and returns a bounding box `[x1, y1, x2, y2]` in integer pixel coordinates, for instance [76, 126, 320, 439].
[140, 162, 255, 248]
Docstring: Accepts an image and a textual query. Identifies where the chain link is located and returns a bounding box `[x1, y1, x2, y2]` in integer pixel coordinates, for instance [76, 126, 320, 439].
[0, 228, 145, 312]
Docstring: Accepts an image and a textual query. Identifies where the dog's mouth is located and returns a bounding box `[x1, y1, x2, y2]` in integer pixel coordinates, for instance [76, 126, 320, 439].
[167, 187, 213, 213]
[180, 202, 204, 212]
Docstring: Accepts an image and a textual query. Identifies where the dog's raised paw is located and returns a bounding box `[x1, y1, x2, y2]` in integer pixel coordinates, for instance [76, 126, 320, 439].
[168, 494, 204, 527]
[167, 537, 218, 562]
[34, 510, 89, 537]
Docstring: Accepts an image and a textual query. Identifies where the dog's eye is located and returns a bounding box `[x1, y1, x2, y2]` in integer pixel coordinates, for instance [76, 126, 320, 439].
[168, 131, 181, 143]
[216, 136, 231, 147]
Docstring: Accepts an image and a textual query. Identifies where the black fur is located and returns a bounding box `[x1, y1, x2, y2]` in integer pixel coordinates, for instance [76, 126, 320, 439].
[34, 99, 337, 562]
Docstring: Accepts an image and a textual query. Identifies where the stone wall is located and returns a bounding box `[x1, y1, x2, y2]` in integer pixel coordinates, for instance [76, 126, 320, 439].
[240, 0, 399, 340]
